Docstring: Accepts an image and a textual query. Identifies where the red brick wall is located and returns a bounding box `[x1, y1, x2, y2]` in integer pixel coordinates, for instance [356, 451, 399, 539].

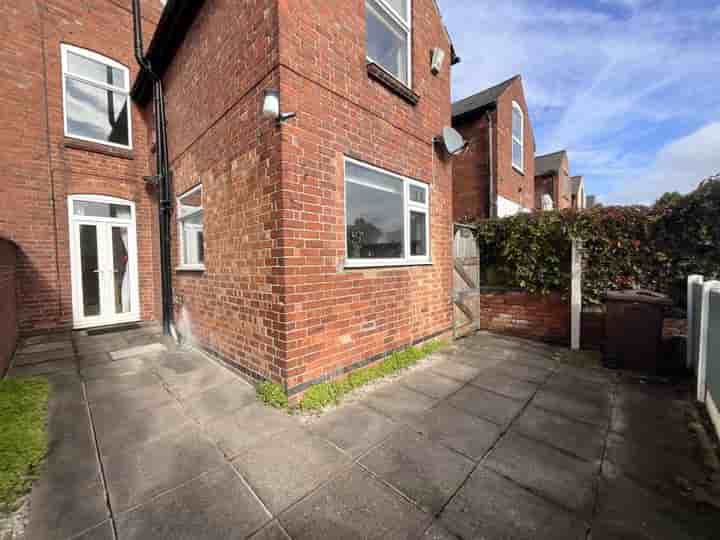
[480, 290, 570, 345]
[0, 0, 161, 333]
[453, 112, 493, 221]
[0, 240, 18, 374]
[495, 78, 535, 211]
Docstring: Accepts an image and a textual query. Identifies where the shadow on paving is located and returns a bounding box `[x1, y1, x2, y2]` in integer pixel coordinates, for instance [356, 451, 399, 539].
[11, 327, 720, 539]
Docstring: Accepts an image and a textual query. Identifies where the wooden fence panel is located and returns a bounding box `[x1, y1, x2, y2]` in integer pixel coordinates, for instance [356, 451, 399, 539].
[453, 224, 480, 337]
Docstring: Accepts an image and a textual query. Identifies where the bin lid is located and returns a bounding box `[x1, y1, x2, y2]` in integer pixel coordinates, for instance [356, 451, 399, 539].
[604, 289, 673, 305]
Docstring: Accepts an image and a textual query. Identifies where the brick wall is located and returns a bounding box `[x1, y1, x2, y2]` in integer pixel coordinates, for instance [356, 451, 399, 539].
[0, 240, 18, 374]
[453, 113, 493, 221]
[479, 289, 570, 345]
[0, 0, 161, 333]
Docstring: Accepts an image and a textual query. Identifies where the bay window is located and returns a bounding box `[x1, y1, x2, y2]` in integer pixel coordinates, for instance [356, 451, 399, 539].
[345, 158, 430, 267]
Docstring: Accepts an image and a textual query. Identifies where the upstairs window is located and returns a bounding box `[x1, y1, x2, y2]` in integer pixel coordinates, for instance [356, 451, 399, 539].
[345, 158, 430, 268]
[178, 185, 205, 270]
[366, 0, 411, 86]
[61, 44, 131, 149]
[512, 101, 524, 172]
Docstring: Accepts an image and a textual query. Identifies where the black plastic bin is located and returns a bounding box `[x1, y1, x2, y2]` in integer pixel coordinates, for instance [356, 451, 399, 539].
[604, 289, 672, 373]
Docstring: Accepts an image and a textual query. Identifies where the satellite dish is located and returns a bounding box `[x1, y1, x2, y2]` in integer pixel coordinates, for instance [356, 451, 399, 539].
[437, 127, 467, 156]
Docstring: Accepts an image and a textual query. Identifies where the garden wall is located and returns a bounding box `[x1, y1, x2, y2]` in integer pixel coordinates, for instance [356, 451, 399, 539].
[0, 239, 18, 374]
[479, 288, 570, 345]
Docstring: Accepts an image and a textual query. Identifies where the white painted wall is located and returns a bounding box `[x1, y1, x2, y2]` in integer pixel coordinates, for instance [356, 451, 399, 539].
[497, 195, 531, 217]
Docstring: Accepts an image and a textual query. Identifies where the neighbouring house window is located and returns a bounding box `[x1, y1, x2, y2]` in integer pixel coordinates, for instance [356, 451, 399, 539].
[512, 101, 524, 171]
[178, 185, 205, 270]
[345, 158, 430, 267]
[366, 0, 411, 86]
[61, 44, 131, 149]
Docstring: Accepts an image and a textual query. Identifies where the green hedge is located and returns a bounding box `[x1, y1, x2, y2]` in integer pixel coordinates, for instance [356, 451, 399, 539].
[473, 178, 720, 306]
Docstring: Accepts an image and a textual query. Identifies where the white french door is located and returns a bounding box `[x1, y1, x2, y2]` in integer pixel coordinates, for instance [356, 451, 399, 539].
[69, 195, 141, 329]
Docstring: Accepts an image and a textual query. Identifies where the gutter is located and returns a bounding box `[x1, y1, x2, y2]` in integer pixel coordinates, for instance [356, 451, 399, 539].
[486, 110, 496, 219]
[131, 0, 175, 339]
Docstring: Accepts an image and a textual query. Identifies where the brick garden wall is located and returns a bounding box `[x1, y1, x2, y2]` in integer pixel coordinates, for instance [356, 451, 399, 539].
[479, 289, 570, 345]
[0, 240, 18, 374]
[0, 0, 161, 333]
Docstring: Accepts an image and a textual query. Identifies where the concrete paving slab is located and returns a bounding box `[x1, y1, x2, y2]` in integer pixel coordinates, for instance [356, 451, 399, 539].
[545, 372, 611, 404]
[205, 403, 298, 459]
[13, 346, 75, 366]
[594, 462, 720, 540]
[85, 371, 163, 402]
[448, 385, 526, 426]
[359, 426, 474, 513]
[179, 380, 256, 424]
[533, 388, 611, 427]
[76, 351, 114, 369]
[89, 383, 175, 419]
[161, 362, 237, 400]
[21, 331, 71, 346]
[115, 466, 270, 540]
[104, 428, 225, 512]
[110, 343, 167, 361]
[81, 355, 155, 381]
[470, 371, 539, 400]
[485, 432, 596, 516]
[399, 369, 465, 399]
[308, 403, 398, 459]
[151, 351, 207, 378]
[94, 401, 192, 458]
[489, 361, 553, 384]
[411, 402, 502, 461]
[9, 358, 77, 377]
[450, 350, 508, 370]
[363, 383, 438, 425]
[558, 363, 615, 385]
[427, 358, 484, 382]
[74, 521, 115, 540]
[249, 521, 291, 540]
[280, 465, 431, 540]
[441, 466, 587, 540]
[233, 427, 352, 514]
[421, 521, 460, 539]
[513, 405, 606, 462]
[14, 340, 73, 356]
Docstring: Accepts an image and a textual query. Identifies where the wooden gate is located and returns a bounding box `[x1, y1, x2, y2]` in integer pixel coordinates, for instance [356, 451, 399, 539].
[453, 224, 480, 337]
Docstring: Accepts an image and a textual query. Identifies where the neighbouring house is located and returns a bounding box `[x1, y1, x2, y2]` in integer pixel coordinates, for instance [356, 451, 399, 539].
[0, 0, 164, 335]
[534, 150, 573, 211]
[451, 75, 536, 220]
[0, 0, 458, 396]
[586, 195, 598, 208]
[571, 175, 587, 210]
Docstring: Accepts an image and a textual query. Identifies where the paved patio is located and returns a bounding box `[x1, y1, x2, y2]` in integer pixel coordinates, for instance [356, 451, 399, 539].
[9, 326, 720, 539]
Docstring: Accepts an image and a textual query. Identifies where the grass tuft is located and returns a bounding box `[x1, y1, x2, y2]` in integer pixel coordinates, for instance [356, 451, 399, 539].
[0, 377, 50, 512]
[299, 339, 448, 412]
[256, 381, 289, 409]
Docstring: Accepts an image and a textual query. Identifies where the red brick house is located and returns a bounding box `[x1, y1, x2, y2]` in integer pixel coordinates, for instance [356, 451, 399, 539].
[1, 0, 459, 395]
[0, 0, 163, 336]
[534, 150, 573, 210]
[451, 75, 536, 220]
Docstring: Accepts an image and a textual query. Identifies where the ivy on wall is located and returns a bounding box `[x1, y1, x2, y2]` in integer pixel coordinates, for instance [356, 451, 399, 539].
[473, 178, 720, 306]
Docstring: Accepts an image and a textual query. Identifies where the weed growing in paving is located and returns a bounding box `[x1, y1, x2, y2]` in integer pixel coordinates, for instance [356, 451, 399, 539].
[0, 378, 49, 511]
[256, 340, 447, 413]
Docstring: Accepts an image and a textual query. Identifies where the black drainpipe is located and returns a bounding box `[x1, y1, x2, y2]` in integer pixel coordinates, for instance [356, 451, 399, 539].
[131, 0, 175, 338]
[486, 110, 496, 219]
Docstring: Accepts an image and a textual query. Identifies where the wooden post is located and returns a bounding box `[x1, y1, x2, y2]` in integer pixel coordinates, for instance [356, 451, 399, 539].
[571, 239, 583, 351]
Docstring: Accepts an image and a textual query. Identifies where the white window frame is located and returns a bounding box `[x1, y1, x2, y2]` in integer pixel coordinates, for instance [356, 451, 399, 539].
[365, 0, 413, 88]
[344, 157, 430, 269]
[177, 184, 205, 271]
[61, 43, 133, 150]
[511, 101, 524, 173]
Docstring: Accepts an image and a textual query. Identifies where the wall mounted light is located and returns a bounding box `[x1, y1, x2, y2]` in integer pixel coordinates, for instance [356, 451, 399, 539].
[430, 47, 446, 76]
[262, 89, 296, 125]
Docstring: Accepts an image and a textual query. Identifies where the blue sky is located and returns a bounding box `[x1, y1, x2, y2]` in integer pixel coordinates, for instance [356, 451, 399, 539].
[438, 0, 720, 205]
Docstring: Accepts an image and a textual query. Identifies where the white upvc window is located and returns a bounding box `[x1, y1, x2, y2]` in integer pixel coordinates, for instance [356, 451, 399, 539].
[365, 0, 412, 87]
[177, 185, 205, 271]
[345, 158, 430, 268]
[512, 101, 524, 172]
[61, 44, 132, 149]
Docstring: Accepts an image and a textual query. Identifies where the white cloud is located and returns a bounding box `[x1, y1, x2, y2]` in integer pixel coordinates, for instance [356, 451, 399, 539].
[605, 122, 720, 204]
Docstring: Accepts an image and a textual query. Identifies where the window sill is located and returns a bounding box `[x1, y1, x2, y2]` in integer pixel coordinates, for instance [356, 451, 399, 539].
[367, 63, 420, 106]
[344, 259, 432, 270]
[512, 164, 525, 175]
[176, 265, 206, 273]
[64, 138, 134, 160]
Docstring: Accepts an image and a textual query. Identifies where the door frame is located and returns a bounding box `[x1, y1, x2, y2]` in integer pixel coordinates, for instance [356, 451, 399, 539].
[68, 194, 141, 329]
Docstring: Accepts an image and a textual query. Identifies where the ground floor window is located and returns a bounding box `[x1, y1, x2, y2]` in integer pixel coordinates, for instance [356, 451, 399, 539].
[177, 185, 205, 270]
[345, 158, 430, 267]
